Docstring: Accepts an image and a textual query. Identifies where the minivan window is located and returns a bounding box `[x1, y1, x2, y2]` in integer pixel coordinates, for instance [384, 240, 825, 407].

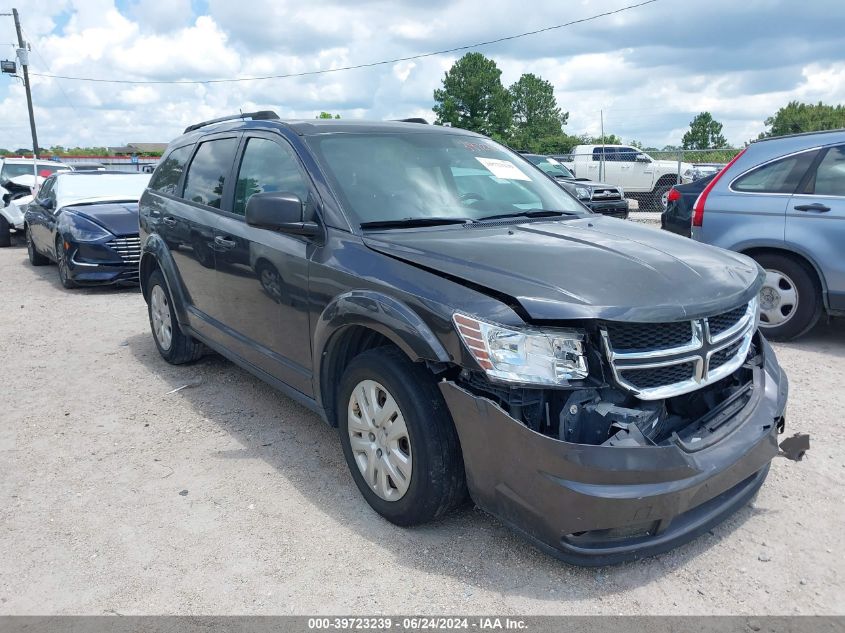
[149, 145, 192, 195]
[307, 132, 584, 225]
[732, 151, 816, 194]
[182, 138, 239, 209]
[810, 146, 845, 197]
[233, 138, 309, 216]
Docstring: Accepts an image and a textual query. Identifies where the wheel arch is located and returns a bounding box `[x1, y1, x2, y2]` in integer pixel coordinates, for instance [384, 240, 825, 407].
[314, 291, 451, 427]
[139, 235, 191, 324]
[740, 245, 828, 308]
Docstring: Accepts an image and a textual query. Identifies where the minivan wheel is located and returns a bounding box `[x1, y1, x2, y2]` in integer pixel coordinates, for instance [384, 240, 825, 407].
[337, 346, 467, 526]
[26, 226, 48, 266]
[753, 253, 821, 341]
[147, 269, 204, 364]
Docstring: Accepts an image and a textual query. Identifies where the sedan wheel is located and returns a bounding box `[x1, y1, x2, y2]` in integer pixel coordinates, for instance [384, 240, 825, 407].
[347, 379, 412, 501]
[759, 269, 798, 327]
[56, 238, 77, 289]
[26, 226, 48, 266]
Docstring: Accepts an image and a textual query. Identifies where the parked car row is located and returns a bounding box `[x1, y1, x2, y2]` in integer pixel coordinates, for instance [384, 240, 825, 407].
[12, 116, 829, 565]
[662, 130, 845, 340]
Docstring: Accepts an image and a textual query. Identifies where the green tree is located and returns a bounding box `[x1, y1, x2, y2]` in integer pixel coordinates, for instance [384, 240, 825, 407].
[432, 52, 512, 139]
[317, 112, 341, 119]
[682, 112, 729, 149]
[761, 101, 845, 138]
[508, 73, 568, 152]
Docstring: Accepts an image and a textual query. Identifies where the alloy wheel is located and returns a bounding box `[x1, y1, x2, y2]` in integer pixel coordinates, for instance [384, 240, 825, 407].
[759, 269, 799, 327]
[347, 379, 412, 502]
[150, 284, 173, 351]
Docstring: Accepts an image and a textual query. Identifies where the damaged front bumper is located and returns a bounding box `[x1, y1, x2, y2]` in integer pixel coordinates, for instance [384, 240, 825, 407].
[439, 336, 788, 566]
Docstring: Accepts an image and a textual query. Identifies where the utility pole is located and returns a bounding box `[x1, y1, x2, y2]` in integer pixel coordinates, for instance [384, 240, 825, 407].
[600, 109, 605, 182]
[12, 8, 40, 162]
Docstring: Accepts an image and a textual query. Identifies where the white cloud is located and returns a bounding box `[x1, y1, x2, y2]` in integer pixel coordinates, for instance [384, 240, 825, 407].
[0, 0, 842, 150]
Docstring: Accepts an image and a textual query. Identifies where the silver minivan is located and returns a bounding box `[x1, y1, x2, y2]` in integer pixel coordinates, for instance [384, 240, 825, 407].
[691, 129, 845, 340]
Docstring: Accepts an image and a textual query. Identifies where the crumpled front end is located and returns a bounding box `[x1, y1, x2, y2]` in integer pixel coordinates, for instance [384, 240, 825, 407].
[440, 334, 787, 566]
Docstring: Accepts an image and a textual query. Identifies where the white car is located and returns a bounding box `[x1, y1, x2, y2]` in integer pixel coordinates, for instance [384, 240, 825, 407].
[0, 158, 71, 246]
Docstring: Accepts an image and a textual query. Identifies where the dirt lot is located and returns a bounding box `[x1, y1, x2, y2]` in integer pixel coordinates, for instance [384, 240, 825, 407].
[0, 237, 843, 615]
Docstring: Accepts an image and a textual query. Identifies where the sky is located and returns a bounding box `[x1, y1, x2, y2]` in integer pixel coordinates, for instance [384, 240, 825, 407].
[0, 0, 843, 151]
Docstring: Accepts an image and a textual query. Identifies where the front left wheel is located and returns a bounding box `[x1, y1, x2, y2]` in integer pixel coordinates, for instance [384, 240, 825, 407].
[337, 346, 467, 526]
[56, 236, 78, 289]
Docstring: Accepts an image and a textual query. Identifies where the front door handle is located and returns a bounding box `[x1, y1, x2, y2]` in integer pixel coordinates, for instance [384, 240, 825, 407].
[214, 236, 237, 249]
[161, 216, 177, 226]
[794, 203, 830, 213]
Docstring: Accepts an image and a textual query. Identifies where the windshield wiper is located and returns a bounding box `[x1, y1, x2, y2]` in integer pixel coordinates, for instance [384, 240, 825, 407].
[360, 217, 475, 230]
[476, 210, 577, 222]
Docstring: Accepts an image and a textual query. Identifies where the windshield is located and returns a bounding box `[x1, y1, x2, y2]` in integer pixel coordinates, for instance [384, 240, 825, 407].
[529, 156, 575, 179]
[1, 162, 69, 181]
[307, 132, 585, 226]
[57, 174, 151, 206]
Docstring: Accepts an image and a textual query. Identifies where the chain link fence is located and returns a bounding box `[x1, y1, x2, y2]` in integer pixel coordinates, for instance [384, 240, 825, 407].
[551, 147, 744, 212]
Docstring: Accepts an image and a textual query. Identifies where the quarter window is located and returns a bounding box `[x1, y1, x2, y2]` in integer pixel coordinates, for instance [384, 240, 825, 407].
[182, 138, 239, 209]
[149, 145, 192, 195]
[233, 138, 309, 216]
[732, 151, 816, 194]
[809, 146, 845, 197]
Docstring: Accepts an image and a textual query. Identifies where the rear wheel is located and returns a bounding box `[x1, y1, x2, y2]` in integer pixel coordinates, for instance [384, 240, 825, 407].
[337, 346, 467, 526]
[147, 269, 204, 364]
[56, 236, 78, 289]
[752, 253, 821, 341]
[26, 226, 48, 266]
[0, 216, 11, 247]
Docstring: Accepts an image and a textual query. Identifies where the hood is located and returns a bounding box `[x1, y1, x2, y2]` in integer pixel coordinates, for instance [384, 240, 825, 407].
[554, 176, 618, 189]
[363, 216, 763, 322]
[654, 159, 694, 173]
[64, 202, 139, 237]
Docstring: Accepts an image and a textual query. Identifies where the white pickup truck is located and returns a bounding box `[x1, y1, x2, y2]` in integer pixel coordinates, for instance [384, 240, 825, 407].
[558, 145, 694, 211]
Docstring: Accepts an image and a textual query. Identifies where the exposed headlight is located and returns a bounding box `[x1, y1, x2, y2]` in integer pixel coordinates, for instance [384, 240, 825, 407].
[66, 215, 112, 242]
[617, 186, 624, 197]
[453, 313, 588, 385]
[574, 186, 591, 200]
[682, 168, 695, 181]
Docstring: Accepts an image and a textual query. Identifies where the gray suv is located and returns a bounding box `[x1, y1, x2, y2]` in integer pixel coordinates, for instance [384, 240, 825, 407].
[691, 130, 845, 340]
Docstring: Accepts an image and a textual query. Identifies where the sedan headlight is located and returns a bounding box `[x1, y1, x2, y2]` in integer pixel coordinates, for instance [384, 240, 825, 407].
[574, 186, 591, 201]
[453, 313, 588, 385]
[66, 215, 112, 242]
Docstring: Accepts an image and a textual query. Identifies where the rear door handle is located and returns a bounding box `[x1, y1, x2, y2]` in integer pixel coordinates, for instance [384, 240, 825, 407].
[214, 236, 237, 249]
[794, 203, 830, 212]
[161, 216, 177, 226]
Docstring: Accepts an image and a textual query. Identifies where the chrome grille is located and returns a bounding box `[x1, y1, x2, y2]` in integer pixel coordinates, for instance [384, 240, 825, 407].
[107, 235, 141, 264]
[590, 188, 622, 201]
[601, 298, 758, 400]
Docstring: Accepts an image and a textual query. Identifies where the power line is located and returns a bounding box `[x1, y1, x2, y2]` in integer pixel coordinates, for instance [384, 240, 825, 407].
[28, 0, 658, 85]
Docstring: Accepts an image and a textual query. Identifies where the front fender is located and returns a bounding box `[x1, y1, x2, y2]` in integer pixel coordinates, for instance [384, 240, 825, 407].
[139, 234, 191, 325]
[313, 290, 451, 421]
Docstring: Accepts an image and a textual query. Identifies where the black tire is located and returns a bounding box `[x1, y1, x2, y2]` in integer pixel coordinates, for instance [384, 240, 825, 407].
[146, 269, 204, 364]
[0, 215, 11, 247]
[25, 225, 48, 266]
[337, 346, 467, 526]
[55, 236, 78, 289]
[752, 252, 822, 341]
[650, 184, 673, 212]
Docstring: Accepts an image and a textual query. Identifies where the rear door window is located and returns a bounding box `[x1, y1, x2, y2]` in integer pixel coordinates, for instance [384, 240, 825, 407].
[807, 145, 845, 197]
[149, 145, 192, 195]
[182, 138, 239, 209]
[732, 150, 817, 194]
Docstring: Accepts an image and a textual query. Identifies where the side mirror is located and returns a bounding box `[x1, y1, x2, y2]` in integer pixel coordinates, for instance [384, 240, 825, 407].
[245, 192, 320, 238]
[39, 197, 54, 211]
[635, 153, 651, 163]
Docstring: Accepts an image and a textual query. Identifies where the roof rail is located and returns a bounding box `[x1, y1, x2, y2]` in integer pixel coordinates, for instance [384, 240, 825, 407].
[394, 117, 428, 124]
[183, 110, 280, 134]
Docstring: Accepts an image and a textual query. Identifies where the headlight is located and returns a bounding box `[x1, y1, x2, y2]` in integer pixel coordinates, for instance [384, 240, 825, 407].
[66, 215, 112, 242]
[682, 168, 694, 180]
[617, 186, 624, 197]
[453, 313, 588, 385]
[574, 186, 591, 200]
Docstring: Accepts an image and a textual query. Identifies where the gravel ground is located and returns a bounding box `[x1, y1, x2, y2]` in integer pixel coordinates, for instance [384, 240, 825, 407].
[0, 237, 843, 616]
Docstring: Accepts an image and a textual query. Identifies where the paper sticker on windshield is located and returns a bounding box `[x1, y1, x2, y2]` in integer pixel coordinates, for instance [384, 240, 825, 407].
[475, 157, 531, 181]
